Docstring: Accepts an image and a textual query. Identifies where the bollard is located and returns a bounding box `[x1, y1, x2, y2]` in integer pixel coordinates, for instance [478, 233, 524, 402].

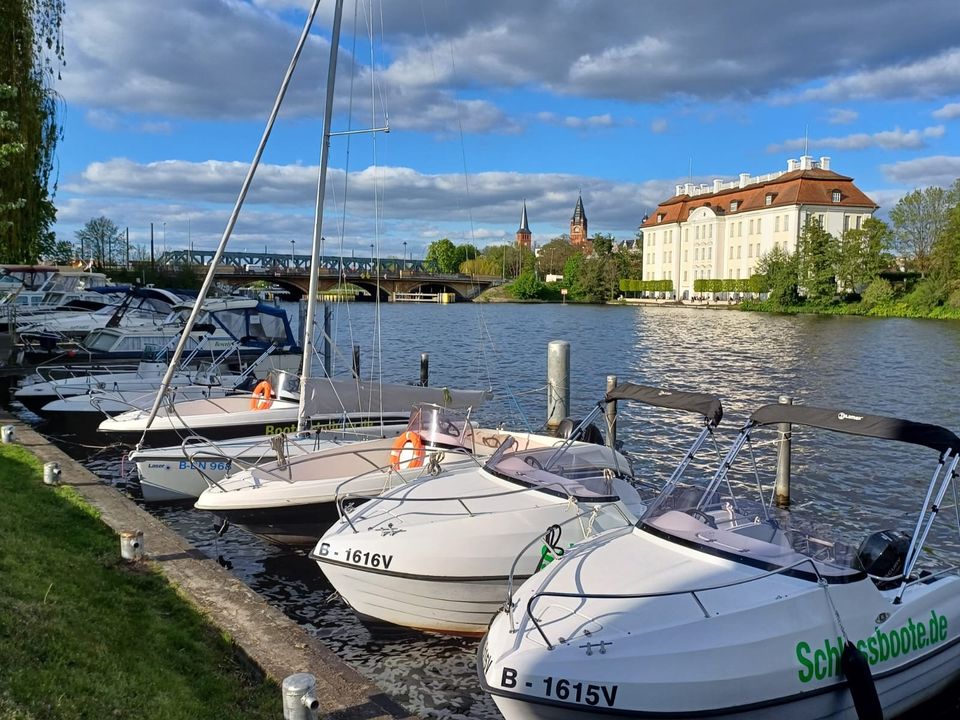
[774, 395, 793, 508]
[43, 461, 61, 486]
[605, 375, 618, 449]
[1, 424, 14, 444]
[282, 672, 320, 720]
[546, 340, 570, 430]
[120, 529, 144, 561]
[420, 353, 429, 387]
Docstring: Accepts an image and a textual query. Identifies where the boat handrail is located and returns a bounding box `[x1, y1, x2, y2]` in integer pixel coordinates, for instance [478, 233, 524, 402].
[335, 473, 599, 535]
[504, 505, 636, 632]
[521, 555, 837, 651]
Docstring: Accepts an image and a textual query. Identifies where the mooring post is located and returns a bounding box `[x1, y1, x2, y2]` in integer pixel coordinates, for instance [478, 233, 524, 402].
[546, 340, 570, 430]
[352, 345, 361, 379]
[43, 461, 61, 486]
[322, 302, 332, 377]
[119, 529, 144, 562]
[282, 673, 320, 720]
[1, 424, 15, 444]
[774, 395, 793, 508]
[605, 375, 618, 449]
[420, 352, 429, 387]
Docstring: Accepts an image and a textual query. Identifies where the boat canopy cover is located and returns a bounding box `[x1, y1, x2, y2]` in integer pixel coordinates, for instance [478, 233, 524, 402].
[605, 383, 723, 427]
[750, 404, 960, 455]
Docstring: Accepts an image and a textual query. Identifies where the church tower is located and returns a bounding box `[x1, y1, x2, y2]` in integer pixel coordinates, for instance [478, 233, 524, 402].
[570, 194, 589, 251]
[516, 200, 532, 251]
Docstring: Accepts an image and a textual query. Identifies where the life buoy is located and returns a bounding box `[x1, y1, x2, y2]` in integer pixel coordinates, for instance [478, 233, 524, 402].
[250, 380, 274, 411]
[389, 431, 425, 470]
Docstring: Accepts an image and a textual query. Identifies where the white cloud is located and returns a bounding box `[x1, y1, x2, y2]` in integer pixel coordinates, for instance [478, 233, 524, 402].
[537, 112, 616, 129]
[768, 126, 945, 153]
[880, 155, 960, 187]
[650, 118, 668, 134]
[827, 109, 858, 125]
[933, 102, 960, 119]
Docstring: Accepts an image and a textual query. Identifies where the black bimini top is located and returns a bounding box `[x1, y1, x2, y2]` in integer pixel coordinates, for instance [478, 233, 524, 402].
[606, 383, 723, 427]
[750, 404, 960, 456]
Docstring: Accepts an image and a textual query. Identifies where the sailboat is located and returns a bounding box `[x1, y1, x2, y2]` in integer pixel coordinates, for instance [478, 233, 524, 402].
[121, 0, 490, 503]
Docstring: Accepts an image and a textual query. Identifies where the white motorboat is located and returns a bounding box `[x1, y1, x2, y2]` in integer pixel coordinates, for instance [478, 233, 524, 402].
[311, 383, 724, 636]
[99, 368, 491, 446]
[128, 420, 407, 503]
[480, 403, 960, 720]
[194, 403, 505, 544]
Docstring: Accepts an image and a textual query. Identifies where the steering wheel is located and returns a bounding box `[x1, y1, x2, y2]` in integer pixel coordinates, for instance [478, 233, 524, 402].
[524, 455, 544, 469]
[686, 508, 717, 528]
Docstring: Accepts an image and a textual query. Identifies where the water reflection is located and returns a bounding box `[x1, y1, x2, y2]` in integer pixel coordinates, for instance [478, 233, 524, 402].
[14, 302, 960, 718]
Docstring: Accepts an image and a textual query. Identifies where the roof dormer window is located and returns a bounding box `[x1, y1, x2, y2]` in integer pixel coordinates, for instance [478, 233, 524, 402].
[765, 193, 775, 206]
[730, 200, 739, 212]
[832, 190, 842, 203]
[657, 213, 664, 223]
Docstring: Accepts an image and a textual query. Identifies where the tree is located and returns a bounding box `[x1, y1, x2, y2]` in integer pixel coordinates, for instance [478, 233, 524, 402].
[536, 237, 575, 276]
[510, 269, 546, 300]
[889, 186, 953, 276]
[0, 0, 65, 263]
[836, 218, 893, 294]
[42, 236, 74, 264]
[75, 216, 124, 268]
[460, 255, 500, 276]
[590, 232, 614, 256]
[757, 245, 800, 306]
[423, 238, 460, 273]
[795, 218, 838, 303]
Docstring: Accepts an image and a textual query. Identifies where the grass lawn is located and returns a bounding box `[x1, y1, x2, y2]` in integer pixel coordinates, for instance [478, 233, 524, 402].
[0, 444, 279, 720]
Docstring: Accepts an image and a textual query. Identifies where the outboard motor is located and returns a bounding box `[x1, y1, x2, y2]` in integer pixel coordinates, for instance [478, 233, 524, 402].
[556, 417, 604, 446]
[855, 529, 911, 588]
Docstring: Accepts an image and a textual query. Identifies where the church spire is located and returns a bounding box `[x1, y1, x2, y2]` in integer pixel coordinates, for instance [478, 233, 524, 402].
[516, 199, 532, 251]
[571, 194, 586, 224]
[518, 200, 530, 233]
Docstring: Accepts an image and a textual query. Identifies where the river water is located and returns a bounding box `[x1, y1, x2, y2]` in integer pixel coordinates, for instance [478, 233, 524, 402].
[17, 301, 960, 718]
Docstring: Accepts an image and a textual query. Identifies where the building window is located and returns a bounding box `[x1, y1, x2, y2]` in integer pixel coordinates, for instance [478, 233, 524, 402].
[729, 247, 734, 260]
[737, 246, 741, 259]
[657, 213, 664, 223]
[784, 215, 789, 232]
[765, 193, 774, 206]
[683, 271, 688, 281]
[749, 219, 754, 235]
[708, 247, 712, 260]
[843, 215, 850, 232]
[818, 213, 825, 226]
[756, 242, 761, 257]
[856, 215, 863, 229]
[684, 250, 688, 261]
[832, 190, 841, 203]
[756, 218, 761, 233]
[748, 244, 753, 258]
[708, 225, 712, 239]
[730, 200, 739, 212]
[738, 221, 743, 237]
[775, 216, 780, 232]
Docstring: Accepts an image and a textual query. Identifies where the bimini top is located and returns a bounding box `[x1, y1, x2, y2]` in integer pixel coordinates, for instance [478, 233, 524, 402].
[750, 404, 960, 456]
[606, 383, 723, 427]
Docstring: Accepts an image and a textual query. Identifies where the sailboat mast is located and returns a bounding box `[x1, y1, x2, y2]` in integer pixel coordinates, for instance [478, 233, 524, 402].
[138, 0, 326, 440]
[298, 0, 345, 433]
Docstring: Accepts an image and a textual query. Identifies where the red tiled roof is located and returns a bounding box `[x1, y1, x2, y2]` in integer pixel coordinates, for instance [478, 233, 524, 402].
[642, 169, 878, 228]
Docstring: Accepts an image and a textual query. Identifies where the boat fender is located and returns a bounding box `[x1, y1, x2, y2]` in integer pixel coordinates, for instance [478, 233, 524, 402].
[389, 431, 425, 470]
[841, 640, 883, 720]
[250, 379, 274, 410]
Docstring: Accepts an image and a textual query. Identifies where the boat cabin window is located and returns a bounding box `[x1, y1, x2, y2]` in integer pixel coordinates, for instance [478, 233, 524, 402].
[484, 440, 629, 502]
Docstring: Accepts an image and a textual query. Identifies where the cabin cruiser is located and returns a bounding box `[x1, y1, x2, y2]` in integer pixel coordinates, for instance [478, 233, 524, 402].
[480, 403, 960, 720]
[193, 403, 500, 543]
[311, 383, 723, 635]
[99, 370, 492, 447]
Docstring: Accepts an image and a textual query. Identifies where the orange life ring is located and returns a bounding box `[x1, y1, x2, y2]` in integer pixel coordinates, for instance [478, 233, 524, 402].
[250, 380, 274, 411]
[389, 431, 425, 470]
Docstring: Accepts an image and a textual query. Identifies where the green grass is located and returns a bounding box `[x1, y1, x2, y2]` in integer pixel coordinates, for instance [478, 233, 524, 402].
[0, 445, 280, 720]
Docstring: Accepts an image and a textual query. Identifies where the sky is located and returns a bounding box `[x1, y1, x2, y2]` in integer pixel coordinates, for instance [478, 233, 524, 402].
[50, 0, 960, 262]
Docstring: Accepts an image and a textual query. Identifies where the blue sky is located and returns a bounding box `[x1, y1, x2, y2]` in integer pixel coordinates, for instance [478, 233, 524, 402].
[51, 0, 960, 262]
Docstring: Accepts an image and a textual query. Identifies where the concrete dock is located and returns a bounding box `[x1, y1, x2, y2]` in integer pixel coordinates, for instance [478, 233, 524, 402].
[2, 412, 415, 720]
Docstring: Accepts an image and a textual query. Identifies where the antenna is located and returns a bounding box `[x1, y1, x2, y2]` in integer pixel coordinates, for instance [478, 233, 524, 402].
[803, 126, 809, 156]
[689, 157, 693, 183]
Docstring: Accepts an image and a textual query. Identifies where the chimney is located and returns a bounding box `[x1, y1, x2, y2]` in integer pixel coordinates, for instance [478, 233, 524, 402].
[787, 159, 799, 172]
[684, 182, 695, 195]
[675, 184, 683, 196]
[700, 183, 709, 193]
[819, 156, 831, 171]
[739, 173, 751, 188]
[799, 155, 813, 170]
[713, 179, 723, 192]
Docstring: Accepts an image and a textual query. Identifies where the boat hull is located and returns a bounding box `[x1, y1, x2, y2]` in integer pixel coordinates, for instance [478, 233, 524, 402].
[212, 501, 344, 546]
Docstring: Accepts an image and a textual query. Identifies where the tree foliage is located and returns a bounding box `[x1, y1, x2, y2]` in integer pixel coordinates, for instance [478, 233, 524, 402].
[756, 245, 800, 306]
[423, 238, 460, 273]
[75, 216, 125, 268]
[795, 218, 838, 303]
[0, 0, 65, 262]
[889, 186, 956, 276]
[536, 237, 576, 276]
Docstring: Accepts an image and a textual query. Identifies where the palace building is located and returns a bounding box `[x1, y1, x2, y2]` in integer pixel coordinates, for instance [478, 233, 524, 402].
[640, 156, 878, 300]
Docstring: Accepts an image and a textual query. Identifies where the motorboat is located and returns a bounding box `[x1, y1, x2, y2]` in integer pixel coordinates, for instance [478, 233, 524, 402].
[98, 369, 492, 446]
[193, 403, 501, 544]
[310, 383, 724, 635]
[479, 403, 960, 720]
[128, 420, 407, 502]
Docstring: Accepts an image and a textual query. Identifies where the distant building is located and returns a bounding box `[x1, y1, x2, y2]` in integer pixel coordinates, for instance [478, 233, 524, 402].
[570, 194, 590, 252]
[516, 200, 532, 251]
[640, 156, 878, 300]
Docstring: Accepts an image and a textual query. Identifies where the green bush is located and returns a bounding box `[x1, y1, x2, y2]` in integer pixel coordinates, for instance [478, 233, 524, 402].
[860, 278, 896, 310]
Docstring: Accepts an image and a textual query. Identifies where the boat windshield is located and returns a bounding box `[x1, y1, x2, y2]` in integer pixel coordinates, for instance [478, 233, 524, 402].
[406, 403, 474, 451]
[483, 437, 630, 502]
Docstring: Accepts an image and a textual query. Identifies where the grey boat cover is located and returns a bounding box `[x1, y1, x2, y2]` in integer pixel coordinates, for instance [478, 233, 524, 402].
[605, 383, 723, 427]
[750, 404, 960, 455]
